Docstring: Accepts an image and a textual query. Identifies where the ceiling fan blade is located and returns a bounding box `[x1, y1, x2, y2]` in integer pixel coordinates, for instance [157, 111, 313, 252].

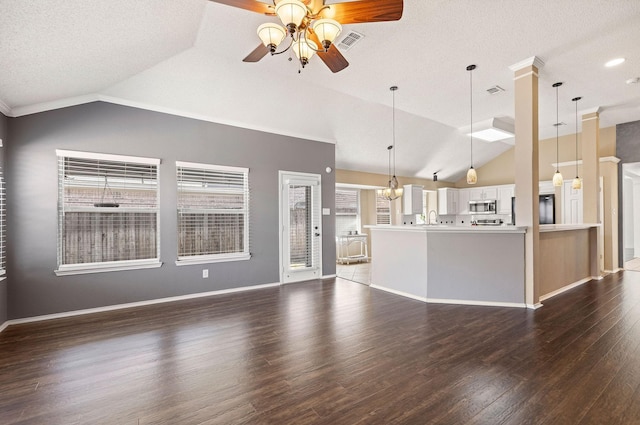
[208, 0, 273, 15]
[308, 30, 349, 73]
[243, 44, 271, 62]
[321, 0, 403, 24]
[318, 45, 349, 73]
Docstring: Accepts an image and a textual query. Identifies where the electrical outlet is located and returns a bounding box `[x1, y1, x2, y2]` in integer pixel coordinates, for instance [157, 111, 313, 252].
[202, 269, 209, 278]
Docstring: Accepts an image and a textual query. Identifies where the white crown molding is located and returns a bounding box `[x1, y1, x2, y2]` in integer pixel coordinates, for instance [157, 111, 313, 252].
[10, 93, 336, 145]
[551, 156, 621, 168]
[509, 56, 545, 72]
[581, 106, 602, 117]
[10, 94, 100, 117]
[98, 95, 337, 145]
[0, 97, 11, 116]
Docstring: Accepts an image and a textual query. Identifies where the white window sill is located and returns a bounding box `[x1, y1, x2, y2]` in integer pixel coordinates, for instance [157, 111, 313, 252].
[175, 253, 251, 266]
[55, 260, 162, 276]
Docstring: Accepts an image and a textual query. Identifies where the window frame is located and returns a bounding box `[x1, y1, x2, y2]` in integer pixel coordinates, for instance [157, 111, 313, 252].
[335, 187, 361, 235]
[54, 150, 162, 276]
[175, 161, 250, 266]
[376, 191, 391, 225]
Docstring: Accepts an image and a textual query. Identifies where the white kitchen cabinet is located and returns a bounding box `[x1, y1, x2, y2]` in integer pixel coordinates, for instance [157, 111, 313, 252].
[437, 188, 458, 215]
[497, 185, 515, 214]
[469, 187, 497, 200]
[403, 184, 424, 215]
[468, 187, 484, 201]
[457, 189, 470, 214]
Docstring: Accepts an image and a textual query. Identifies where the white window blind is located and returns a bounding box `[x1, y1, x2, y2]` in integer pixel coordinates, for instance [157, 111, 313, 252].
[56, 150, 160, 274]
[0, 167, 5, 276]
[176, 161, 250, 263]
[335, 188, 360, 236]
[376, 191, 391, 225]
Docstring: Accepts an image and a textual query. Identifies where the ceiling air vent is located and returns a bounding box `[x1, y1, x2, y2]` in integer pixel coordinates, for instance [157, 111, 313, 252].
[486, 85, 505, 95]
[337, 30, 364, 51]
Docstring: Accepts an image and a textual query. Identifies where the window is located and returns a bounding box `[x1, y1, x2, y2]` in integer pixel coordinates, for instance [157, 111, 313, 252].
[55, 150, 161, 275]
[176, 162, 250, 264]
[376, 191, 391, 225]
[335, 188, 359, 235]
[0, 167, 5, 277]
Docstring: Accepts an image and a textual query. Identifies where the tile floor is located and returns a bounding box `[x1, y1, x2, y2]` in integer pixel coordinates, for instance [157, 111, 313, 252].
[336, 261, 371, 285]
[625, 257, 640, 272]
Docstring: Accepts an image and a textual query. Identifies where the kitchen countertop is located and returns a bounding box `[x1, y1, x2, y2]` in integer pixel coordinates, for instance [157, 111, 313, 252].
[539, 223, 600, 232]
[365, 225, 527, 233]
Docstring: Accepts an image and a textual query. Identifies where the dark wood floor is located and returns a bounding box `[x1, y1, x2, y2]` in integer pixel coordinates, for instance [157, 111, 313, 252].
[2, 272, 640, 425]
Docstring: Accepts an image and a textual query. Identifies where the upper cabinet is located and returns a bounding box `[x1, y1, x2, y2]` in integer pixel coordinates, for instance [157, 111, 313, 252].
[469, 187, 497, 200]
[403, 185, 424, 215]
[457, 189, 470, 215]
[497, 185, 515, 214]
[437, 188, 458, 215]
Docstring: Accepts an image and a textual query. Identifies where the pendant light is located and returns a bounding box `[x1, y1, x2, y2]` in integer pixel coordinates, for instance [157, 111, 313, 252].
[466, 64, 478, 185]
[572, 96, 582, 189]
[552, 82, 564, 187]
[381, 86, 403, 201]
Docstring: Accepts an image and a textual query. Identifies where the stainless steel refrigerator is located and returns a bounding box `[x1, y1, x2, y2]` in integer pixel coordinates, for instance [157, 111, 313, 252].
[511, 194, 556, 225]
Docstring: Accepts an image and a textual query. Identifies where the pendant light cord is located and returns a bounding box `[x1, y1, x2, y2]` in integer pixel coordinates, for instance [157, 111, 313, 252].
[470, 67, 473, 168]
[553, 82, 562, 173]
[392, 86, 397, 177]
[574, 96, 580, 177]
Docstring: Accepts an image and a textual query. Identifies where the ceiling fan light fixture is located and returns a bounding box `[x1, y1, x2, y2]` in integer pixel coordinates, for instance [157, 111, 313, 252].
[275, 0, 308, 33]
[292, 39, 318, 66]
[312, 18, 342, 50]
[257, 23, 287, 52]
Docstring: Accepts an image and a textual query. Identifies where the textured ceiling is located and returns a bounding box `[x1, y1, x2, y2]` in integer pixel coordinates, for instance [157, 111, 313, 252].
[1, 0, 639, 182]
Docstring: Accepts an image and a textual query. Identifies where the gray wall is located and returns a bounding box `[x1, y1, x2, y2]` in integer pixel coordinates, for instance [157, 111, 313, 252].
[0, 112, 7, 324]
[6, 102, 335, 319]
[617, 120, 640, 268]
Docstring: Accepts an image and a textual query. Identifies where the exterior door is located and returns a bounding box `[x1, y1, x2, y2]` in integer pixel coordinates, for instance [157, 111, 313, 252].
[279, 171, 322, 283]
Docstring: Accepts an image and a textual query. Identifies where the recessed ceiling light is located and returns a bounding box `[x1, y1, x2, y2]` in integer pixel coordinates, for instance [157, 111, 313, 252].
[605, 58, 625, 67]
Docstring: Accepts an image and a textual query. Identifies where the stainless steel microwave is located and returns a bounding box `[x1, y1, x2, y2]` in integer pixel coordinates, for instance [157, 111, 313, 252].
[469, 199, 497, 214]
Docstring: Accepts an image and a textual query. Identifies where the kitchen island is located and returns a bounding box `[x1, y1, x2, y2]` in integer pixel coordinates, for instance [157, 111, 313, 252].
[367, 225, 527, 307]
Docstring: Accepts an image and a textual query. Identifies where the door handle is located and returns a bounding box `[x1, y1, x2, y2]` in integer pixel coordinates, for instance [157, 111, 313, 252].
[315, 233, 321, 237]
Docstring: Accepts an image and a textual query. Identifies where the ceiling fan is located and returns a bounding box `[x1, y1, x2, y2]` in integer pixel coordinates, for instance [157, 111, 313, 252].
[209, 0, 403, 73]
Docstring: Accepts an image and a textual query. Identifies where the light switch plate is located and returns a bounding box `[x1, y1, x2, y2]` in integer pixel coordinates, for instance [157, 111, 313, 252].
[322, 208, 330, 215]
[202, 269, 209, 278]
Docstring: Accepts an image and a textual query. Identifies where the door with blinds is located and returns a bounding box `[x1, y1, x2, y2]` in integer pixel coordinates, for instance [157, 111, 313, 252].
[280, 171, 322, 283]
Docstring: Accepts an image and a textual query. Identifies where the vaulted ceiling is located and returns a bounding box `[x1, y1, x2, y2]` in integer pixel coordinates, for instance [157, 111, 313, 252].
[1, 0, 639, 182]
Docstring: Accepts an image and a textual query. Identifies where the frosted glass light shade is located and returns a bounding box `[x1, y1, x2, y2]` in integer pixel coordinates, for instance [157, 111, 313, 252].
[292, 39, 318, 62]
[275, 0, 307, 30]
[572, 177, 582, 189]
[312, 18, 342, 49]
[257, 23, 286, 49]
[553, 170, 564, 187]
[466, 167, 477, 185]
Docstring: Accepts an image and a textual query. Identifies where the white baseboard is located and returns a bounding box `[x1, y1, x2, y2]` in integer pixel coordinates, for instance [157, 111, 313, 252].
[322, 274, 337, 279]
[426, 298, 527, 309]
[2, 282, 281, 331]
[539, 277, 592, 302]
[526, 303, 543, 310]
[370, 285, 526, 308]
[370, 285, 427, 303]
